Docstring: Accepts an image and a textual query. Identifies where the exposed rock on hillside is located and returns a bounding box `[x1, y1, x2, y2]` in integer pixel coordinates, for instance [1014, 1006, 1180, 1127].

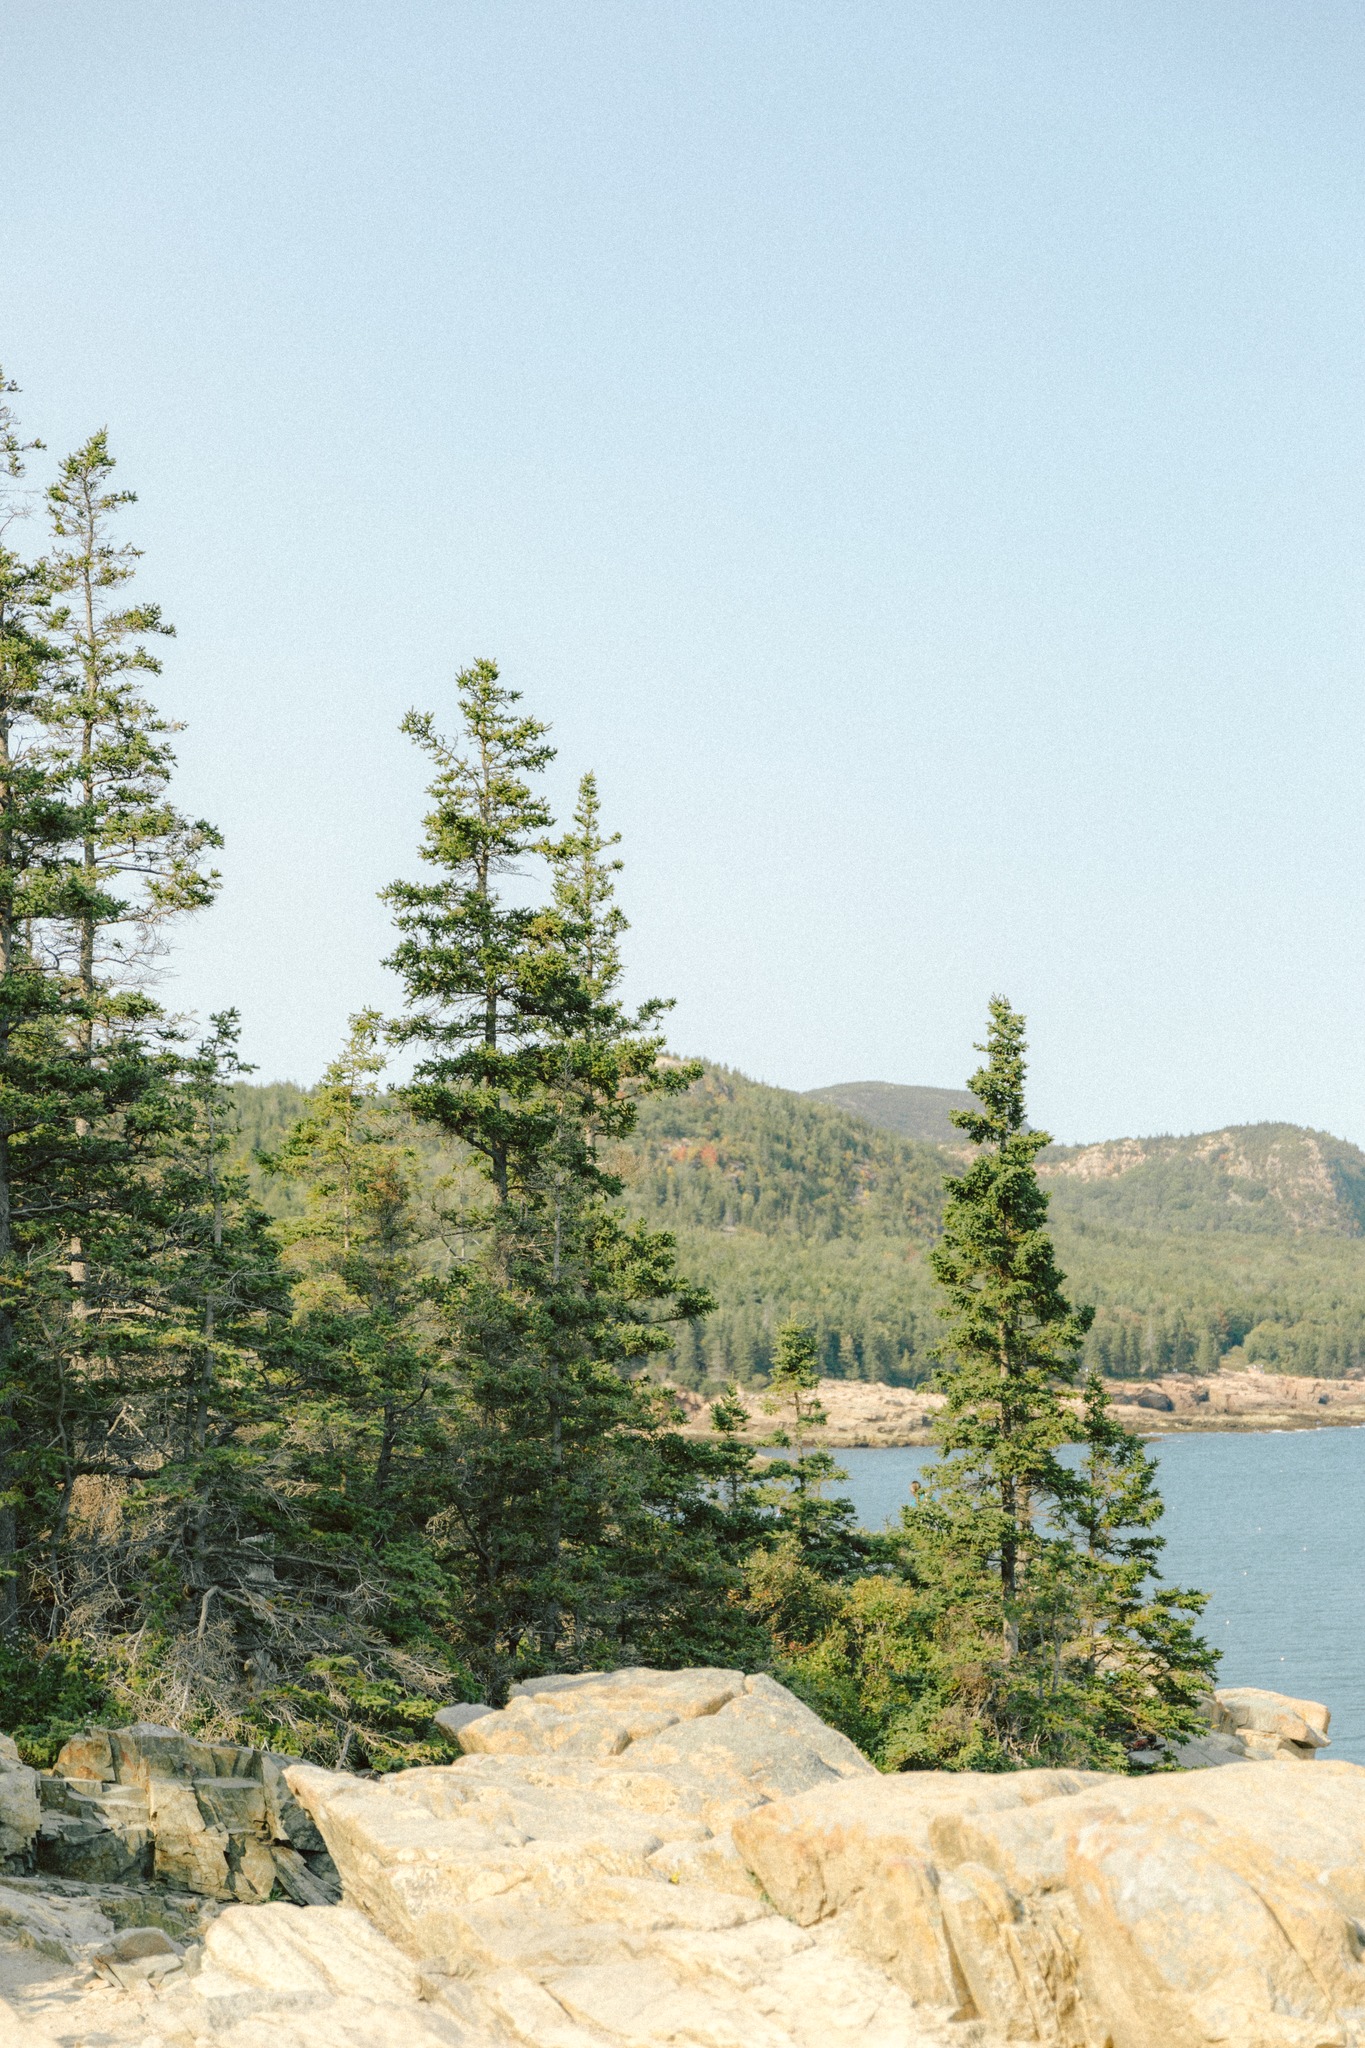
[671, 1377, 947, 1445]
[1040, 1121, 1365, 1237]
[6, 1669, 1359, 2048]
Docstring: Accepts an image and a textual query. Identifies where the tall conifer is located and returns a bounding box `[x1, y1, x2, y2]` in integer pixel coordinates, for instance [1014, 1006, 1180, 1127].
[386, 672, 740, 1692]
[896, 998, 1214, 1766]
[44, 431, 220, 1013]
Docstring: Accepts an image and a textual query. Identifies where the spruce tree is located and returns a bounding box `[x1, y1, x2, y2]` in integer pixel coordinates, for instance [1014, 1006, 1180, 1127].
[0, 404, 231, 1714]
[895, 997, 1215, 1766]
[1059, 1369, 1216, 1759]
[759, 1320, 863, 1575]
[44, 430, 220, 1012]
[265, 1011, 440, 1524]
[0, 380, 111, 1634]
[386, 671, 743, 1693]
[382, 661, 556, 1204]
[921, 997, 1089, 1642]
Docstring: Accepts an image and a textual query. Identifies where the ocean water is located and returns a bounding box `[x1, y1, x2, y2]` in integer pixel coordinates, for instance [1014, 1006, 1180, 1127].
[835, 1426, 1365, 1764]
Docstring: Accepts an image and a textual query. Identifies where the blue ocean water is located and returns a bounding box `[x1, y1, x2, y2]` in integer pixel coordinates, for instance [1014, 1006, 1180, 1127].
[835, 1427, 1365, 1763]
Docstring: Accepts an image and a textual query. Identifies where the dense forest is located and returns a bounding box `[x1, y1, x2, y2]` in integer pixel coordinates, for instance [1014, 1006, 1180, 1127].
[0, 368, 1225, 1777]
[229, 1071, 1365, 1388]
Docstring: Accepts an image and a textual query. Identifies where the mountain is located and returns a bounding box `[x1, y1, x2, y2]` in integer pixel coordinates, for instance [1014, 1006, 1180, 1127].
[802, 1080, 976, 1146]
[228, 1069, 1365, 1390]
[1039, 1124, 1365, 1239]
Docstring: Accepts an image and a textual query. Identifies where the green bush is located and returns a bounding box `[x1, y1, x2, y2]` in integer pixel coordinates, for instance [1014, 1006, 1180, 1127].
[0, 1636, 112, 1766]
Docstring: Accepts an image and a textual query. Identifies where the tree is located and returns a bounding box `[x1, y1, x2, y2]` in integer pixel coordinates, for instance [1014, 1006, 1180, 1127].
[0, 381, 135, 1635]
[44, 430, 220, 1021]
[1057, 1369, 1216, 1759]
[382, 660, 556, 1205]
[385, 670, 739, 1694]
[265, 1010, 440, 1522]
[889, 997, 1215, 1767]
[758, 1320, 864, 1576]
[916, 997, 1089, 1632]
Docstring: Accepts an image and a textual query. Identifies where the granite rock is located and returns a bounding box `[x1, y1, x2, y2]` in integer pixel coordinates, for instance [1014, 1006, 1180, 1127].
[7, 1670, 1365, 2048]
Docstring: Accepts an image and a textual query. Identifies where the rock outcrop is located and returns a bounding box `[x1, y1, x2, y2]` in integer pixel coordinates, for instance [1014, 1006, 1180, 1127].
[1187, 1685, 1333, 1765]
[673, 1369, 1365, 1445]
[13, 1720, 340, 1907]
[4, 1670, 1360, 2048]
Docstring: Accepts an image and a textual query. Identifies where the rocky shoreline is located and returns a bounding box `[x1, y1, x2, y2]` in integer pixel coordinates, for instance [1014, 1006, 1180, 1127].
[671, 1369, 1365, 1447]
[3, 1671, 1359, 2048]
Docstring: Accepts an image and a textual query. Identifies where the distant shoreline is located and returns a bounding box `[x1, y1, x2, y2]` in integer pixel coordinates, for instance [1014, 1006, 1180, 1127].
[672, 1370, 1365, 1450]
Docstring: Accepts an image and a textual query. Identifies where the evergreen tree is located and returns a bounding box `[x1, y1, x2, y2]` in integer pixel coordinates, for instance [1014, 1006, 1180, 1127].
[0, 380, 118, 1633]
[759, 1320, 864, 1575]
[44, 431, 220, 1013]
[1058, 1369, 1216, 1758]
[86, 1015, 292, 1700]
[382, 660, 557, 1204]
[265, 1010, 441, 1525]
[925, 998, 1089, 1641]
[385, 671, 739, 1694]
[0, 430, 220, 1635]
[892, 997, 1215, 1766]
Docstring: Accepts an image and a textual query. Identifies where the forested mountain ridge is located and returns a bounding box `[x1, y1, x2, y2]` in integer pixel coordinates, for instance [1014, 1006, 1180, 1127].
[622, 1067, 946, 1243]
[1039, 1123, 1365, 1238]
[801, 1079, 976, 1146]
[229, 1068, 1365, 1387]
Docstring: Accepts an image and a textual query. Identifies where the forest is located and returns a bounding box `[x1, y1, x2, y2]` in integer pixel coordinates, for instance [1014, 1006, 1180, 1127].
[234, 1068, 1365, 1390]
[0, 371, 1221, 1778]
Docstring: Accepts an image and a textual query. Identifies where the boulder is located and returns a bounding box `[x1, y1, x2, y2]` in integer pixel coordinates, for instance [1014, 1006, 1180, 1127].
[430, 1702, 492, 1743]
[1175, 1685, 1334, 1765]
[52, 1729, 113, 1783]
[733, 1767, 1105, 2010]
[35, 1811, 152, 1884]
[0, 1735, 40, 1864]
[31, 1721, 344, 1902]
[110, 1721, 216, 1786]
[194, 1776, 268, 1832]
[149, 1779, 232, 1895]
[9, 1668, 1365, 2048]
[458, 1665, 747, 1759]
[740, 1755, 1365, 2048]
[259, 1750, 326, 1853]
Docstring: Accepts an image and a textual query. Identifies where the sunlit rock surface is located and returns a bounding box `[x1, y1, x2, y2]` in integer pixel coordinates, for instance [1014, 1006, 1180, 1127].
[4, 1669, 1360, 2048]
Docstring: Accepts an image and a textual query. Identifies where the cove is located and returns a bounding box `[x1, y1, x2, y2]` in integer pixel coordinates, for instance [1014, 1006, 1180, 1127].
[836, 1424, 1365, 1763]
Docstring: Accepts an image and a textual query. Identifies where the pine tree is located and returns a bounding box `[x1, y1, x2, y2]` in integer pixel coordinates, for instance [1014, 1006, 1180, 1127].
[265, 1011, 440, 1523]
[385, 671, 739, 1693]
[894, 997, 1215, 1767]
[44, 431, 220, 1015]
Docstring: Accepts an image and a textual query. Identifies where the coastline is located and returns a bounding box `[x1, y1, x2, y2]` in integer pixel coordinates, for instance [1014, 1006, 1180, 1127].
[671, 1369, 1365, 1449]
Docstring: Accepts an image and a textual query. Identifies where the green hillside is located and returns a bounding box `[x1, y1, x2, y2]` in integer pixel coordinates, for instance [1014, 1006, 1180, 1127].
[802, 1079, 976, 1146]
[227, 1070, 1365, 1388]
[1040, 1124, 1365, 1238]
[618, 1067, 946, 1384]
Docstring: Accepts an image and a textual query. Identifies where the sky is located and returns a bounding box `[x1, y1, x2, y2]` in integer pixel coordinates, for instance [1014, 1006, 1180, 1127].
[5, 3, 1365, 1144]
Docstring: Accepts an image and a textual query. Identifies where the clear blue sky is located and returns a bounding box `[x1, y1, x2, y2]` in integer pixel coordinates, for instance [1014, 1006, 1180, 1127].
[5, 3, 1365, 1144]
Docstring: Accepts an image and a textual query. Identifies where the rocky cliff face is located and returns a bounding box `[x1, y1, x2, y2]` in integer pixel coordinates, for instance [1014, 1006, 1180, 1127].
[3, 1668, 1360, 2048]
